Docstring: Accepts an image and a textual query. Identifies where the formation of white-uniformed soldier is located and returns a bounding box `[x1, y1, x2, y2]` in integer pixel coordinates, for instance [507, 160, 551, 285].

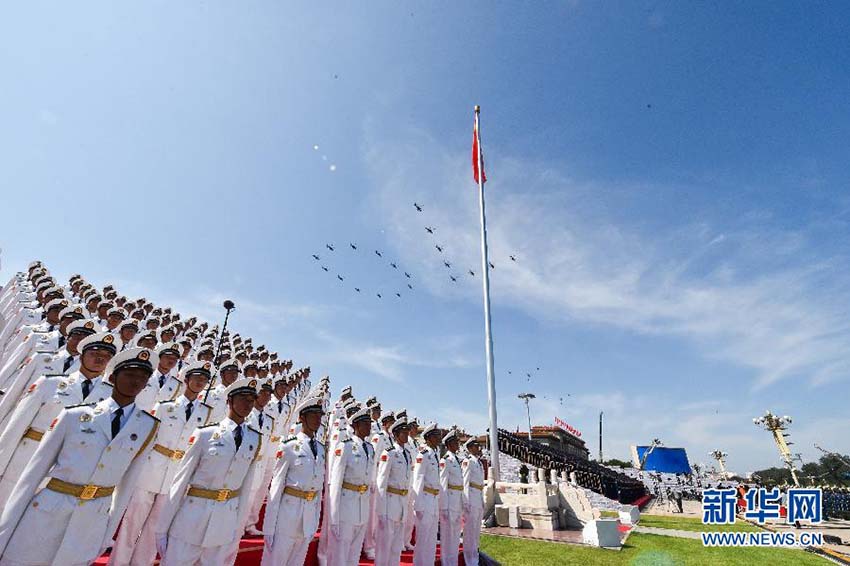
[0, 262, 486, 566]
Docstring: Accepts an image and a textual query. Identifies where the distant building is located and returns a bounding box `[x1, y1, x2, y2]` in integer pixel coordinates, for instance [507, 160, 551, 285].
[515, 426, 590, 460]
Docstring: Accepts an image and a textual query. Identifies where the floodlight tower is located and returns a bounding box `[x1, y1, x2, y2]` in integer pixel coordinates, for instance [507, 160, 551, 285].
[709, 450, 730, 479]
[753, 410, 800, 487]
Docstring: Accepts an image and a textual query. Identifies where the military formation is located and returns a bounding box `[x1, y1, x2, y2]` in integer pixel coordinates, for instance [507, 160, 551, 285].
[0, 262, 485, 566]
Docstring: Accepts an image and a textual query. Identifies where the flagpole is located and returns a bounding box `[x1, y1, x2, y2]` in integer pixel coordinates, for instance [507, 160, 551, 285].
[475, 105, 501, 481]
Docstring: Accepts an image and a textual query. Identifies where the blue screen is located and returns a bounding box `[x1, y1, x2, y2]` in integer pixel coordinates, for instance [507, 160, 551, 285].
[634, 446, 691, 474]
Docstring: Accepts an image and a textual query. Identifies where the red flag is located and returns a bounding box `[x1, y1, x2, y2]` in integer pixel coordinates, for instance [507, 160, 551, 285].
[472, 113, 486, 184]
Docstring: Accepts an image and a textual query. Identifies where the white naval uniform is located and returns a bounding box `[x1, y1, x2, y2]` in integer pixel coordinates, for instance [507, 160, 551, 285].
[244, 406, 276, 533]
[267, 396, 290, 435]
[0, 330, 55, 390]
[439, 451, 464, 566]
[364, 428, 393, 557]
[8, 324, 62, 364]
[326, 435, 375, 566]
[205, 384, 229, 424]
[110, 396, 212, 566]
[0, 398, 159, 566]
[403, 436, 421, 548]
[0, 279, 28, 328]
[461, 454, 485, 566]
[412, 444, 442, 566]
[0, 352, 61, 429]
[136, 370, 182, 412]
[0, 372, 113, 507]
[374, 442, 411, 566]
[156, 418, 262, 566]
[269, 395, 290, 440]
[262, 431, 325, 566]
[0, 313, 42, 358]
[317, 417, 350, 566]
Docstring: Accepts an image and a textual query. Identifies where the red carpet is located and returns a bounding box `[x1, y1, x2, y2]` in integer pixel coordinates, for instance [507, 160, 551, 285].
[632, 494, 653, 509]
[96, 534, 464, 565]
[300, 536, 464, 566]
[97, 501, 466, 565]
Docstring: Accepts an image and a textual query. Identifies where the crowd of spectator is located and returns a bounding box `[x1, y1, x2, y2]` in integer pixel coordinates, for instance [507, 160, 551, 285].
[496, 429, 646, 504]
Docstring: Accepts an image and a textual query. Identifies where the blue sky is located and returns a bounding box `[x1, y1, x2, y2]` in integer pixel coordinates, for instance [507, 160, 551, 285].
[2, 2, 850, 474]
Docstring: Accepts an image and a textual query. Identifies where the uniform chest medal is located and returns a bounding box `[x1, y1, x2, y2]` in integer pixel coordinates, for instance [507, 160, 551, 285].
[212, 432, 221, 440]
[80, 413, 92, 422]
[93, 407, 104, 416]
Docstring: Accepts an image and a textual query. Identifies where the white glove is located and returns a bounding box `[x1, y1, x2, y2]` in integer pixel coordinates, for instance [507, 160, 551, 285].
[156, 535, 168, 558]
[265, 534, 275, 549]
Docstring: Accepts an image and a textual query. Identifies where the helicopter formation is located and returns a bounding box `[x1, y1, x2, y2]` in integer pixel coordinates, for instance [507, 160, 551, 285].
[310, 201, 518, 300]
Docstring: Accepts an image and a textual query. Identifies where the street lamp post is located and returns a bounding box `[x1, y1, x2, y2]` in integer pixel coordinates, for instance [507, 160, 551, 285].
[517, 393, 535, 441]
[753, 410, 800, 487]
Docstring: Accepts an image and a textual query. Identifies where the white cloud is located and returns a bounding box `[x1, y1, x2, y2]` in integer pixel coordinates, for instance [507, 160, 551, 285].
[313, 329, 477, 382]
[363, 126, 850, 390]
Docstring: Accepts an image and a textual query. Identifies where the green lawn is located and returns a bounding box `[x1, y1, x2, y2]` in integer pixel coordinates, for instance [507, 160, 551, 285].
[480, 533, 827, 565]
[638, 514, 762, 533]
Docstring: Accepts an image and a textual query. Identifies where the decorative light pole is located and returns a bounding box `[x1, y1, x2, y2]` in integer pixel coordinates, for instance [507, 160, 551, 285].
[517, 393, 535, 441]
[202, 300, 236, 403]
[709, 450, 730, 479]
[753, 411, 800, 487]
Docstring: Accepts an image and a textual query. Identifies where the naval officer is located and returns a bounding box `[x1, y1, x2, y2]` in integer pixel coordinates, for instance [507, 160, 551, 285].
[0, 347, 160, 566]
[326, 405, 375, 566]
[262, 394, 326, 566]
[374, 418, 412, 566]
[461, 437, 485, 566]
[412, 423, 442, 566]
[439, 429, 464, 566]
[155, 377, 263, 565]
[109, 359, 214, 565]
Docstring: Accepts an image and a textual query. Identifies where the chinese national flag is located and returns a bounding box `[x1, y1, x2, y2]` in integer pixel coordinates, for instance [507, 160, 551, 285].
[472, 115, 486, 184]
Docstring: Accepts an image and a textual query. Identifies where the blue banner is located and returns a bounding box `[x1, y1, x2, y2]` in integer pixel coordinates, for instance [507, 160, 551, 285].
[633, 446, 691, 474]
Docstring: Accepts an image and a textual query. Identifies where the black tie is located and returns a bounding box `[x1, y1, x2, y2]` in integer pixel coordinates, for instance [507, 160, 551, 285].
[63, 356, 74, 373]
[81, 379, 92, 399]
[158, 374, 166, 388]
[402, 447, 410, 466]
[58, 336, 66, 348]
[310, 438, 317, 458]
[258, 413, 264, 429]
[234, 425, 243, 450]
[364, 442, 372, 463]
[277, 399, 283, 413]
[111, 407, 123, 439]
[185, 402, 193, 421]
